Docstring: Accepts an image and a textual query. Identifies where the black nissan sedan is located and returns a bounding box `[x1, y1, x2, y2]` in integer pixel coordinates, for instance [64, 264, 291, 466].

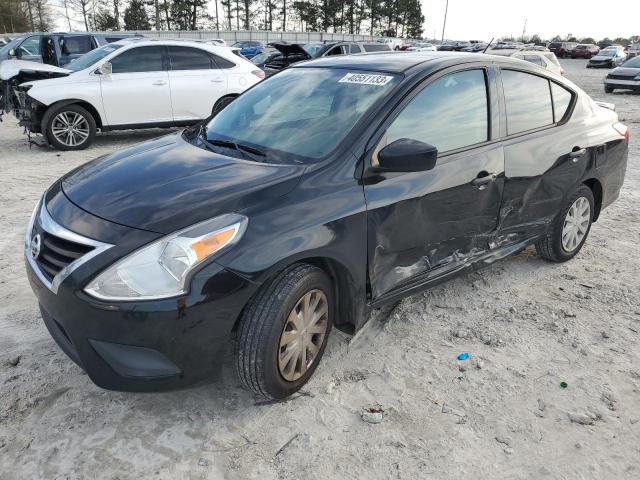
[25, 52, 628, 399]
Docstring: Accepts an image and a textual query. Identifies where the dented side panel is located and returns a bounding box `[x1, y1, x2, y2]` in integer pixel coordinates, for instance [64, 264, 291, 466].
[364, 143, 505, 299]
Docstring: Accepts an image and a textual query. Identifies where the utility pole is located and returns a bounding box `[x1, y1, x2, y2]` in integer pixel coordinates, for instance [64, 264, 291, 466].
[441, 0, 449, 43]
[521, 18, 527, 42]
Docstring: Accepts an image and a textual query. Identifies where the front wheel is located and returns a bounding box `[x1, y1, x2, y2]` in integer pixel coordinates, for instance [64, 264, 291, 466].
[44, 104, 96, 150]
[536, 185, 594, 262]
[235, 264, 333, 400]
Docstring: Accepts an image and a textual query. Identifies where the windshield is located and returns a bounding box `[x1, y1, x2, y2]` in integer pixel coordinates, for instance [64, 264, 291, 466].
[250, 52, 273, 64]
[598, 50, 616, 57]
[65, 43, 124, 71]
[0, 37, 23, 55]
[622, 57, 640, 68]
[205, 68, 401, 162]
[303, 43, 325, 57]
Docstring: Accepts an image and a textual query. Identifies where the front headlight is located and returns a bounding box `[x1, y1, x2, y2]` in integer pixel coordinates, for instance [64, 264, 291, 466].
[84, 213, 248, 301]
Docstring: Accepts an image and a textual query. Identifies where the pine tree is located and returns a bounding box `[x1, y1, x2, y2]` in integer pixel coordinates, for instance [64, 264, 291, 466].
[123, 0, 150, 30]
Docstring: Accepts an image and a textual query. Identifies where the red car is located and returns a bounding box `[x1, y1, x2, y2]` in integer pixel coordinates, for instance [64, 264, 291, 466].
[571, 44, 599, 58]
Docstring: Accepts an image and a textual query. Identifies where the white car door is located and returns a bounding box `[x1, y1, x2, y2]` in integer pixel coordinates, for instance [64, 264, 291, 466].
[167, 46, 229, 121]
[99, 45, 172, 126]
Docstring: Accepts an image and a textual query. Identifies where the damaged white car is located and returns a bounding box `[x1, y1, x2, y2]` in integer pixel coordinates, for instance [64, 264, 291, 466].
[0, 39, 264, 150]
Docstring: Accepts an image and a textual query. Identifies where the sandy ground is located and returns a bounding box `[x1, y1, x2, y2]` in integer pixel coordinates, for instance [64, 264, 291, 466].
[0, 59, 639, 480]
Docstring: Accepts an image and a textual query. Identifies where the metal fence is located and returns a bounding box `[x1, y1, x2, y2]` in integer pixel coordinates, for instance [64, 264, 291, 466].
[117, 30, 396, 44]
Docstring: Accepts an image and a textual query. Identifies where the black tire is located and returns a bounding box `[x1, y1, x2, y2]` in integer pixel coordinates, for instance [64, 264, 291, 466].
[235, 263, 334, 400]
[605, 86, 614, 93]
[44, 103, 96, 151]
[211, 95, 236, 117]
[535, 185, 595, 263]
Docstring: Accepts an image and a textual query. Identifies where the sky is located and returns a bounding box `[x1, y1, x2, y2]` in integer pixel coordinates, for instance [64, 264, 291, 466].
[50, 0, 639, 41]
[421, 0, 640, 41]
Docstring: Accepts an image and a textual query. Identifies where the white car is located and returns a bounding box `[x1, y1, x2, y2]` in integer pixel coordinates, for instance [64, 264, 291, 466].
[1, 39, 263, 150]
[510, 51, 564, 76]
[376, 38, 403, 51]
[407, 43, 437, 52]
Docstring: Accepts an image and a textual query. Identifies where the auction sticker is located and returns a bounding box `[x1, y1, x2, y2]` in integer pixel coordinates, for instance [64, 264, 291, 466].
[338, 73, 394, 86]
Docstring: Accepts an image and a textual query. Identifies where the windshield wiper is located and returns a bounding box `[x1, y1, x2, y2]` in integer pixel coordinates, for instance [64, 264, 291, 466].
[207, 138, 266, 162]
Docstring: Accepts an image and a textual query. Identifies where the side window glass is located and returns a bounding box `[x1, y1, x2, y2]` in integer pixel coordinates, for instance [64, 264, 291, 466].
[326, 46, 343, 56]
[502, 70, 553, 134]
[211, 54, 235, 69]
[169, 46, 213, 70]
[19, 36, 41, 56]
[111, 46, 164, 73]
[60, 36, 92, 55]
[551, 82, 573, 122]
[524, 55, 545, 66]
[350, 44, 362, 54]
[387, 69, 489, 153]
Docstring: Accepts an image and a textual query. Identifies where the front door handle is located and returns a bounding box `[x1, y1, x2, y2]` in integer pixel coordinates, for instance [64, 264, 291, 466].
[569, 147, 587, 162]
[472, 172, 498, 189]
[152, 80, 167, 86]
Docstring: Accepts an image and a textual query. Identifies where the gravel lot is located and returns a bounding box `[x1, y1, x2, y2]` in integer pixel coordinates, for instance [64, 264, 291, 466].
[1, 58, 639, 480]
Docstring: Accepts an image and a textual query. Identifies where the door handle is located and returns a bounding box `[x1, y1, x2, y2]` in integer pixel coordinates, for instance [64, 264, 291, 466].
[152, 80, 167, 86]
[472, 172, 498, 189]
[569, 148, 587, 162]
[210, 79, 224, 83]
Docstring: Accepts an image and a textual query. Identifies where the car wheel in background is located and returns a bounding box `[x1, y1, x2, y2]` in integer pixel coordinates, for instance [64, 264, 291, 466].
[211, 95, 237, 117]
[44, 104, 96, 150]
[536, 185, 594, 263]
[605, 86, 614, 93]
[235, 263, 333, 400]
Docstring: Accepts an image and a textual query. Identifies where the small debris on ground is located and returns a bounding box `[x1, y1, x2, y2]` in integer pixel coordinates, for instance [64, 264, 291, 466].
[361, 406, 385, 424]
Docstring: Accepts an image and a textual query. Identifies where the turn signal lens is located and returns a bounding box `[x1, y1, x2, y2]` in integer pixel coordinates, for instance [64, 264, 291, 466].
[613, 122, 629, 141]
[192, 228, 236, 261]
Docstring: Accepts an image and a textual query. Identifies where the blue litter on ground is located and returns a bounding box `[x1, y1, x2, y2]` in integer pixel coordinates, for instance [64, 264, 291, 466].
[457, 352, 470, 361]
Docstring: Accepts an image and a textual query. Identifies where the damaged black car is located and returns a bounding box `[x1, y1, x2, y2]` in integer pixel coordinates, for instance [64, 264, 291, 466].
[26, 53, 628, 400]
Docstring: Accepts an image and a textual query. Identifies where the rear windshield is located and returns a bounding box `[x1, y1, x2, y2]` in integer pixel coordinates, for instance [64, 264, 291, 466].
[548, 43, 561, 48]
[206, 68, 401, 161]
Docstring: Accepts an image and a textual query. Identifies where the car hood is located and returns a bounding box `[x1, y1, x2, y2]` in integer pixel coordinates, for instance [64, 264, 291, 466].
[610, 67, 640, 76]
[60, 133, 306, 234]
[0, 59, 71, 81]
[271, 43, 311, 59]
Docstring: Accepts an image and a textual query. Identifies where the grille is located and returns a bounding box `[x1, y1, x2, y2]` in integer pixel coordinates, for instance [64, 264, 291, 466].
[608, 74, 634, 80]
[33, 226, 94, 281]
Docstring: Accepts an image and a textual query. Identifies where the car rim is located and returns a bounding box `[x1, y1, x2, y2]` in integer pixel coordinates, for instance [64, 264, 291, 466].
[561, 197, 591, 252]
[278, 289, 328, 382]
[51, 112, 90, 147]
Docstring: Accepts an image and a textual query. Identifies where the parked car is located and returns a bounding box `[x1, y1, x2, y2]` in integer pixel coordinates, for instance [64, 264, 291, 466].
[230, 41, 264, 58]
[510, 51, 564, 76]
[460, 43, 488, 52]
[548, 41, 578, 58]
[259, 42, 391, 77]
[438, 41, 471, 51]
[0, 32, 138, 67]
[249, 49, 283, 69]
[587, 47, 627, 68]
[376, 37, 403, 50]
[204, 38, 227, 47]
[24, 52, 628, 399]
[407, 43, 437, 52]
[627, 43, 640, 59]
[603, 56, 640, 92]
[571, 44, 599, 58]
[1, 39, 263, 150]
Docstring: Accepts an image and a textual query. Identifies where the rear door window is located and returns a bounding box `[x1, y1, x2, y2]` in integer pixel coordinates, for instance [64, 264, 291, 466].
[363, 44, 388, 52]
[386, 69, 489, 153]
[168, 46, 214, 70]
[550, 82, 573, 122]
[501, 70, 553, 135]
[350, 44, 362, 53]
[111, 46, 165, 73]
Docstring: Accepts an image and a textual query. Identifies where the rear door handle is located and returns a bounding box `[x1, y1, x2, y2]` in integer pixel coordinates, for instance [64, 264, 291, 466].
[152, 80, 167, 86]
[569, 147, 587, 162]
[472, 172, 498, 189]
[210, 78, 224, 83]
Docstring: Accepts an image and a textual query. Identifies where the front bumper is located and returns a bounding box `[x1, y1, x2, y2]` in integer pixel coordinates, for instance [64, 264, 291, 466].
[26, 190, 259, 392]
[604, 78, 640, 89]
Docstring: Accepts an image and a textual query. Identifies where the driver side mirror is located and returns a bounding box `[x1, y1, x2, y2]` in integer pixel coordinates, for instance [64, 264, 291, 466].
[98, 62, 112, 75]
[375, 138, 438, 172]
[8, 48, 16, 57]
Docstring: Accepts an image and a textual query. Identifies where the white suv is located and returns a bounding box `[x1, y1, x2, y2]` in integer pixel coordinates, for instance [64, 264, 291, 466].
[4, 39, 264, 150]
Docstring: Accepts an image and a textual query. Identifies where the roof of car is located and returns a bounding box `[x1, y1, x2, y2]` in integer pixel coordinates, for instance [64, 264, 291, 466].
[292, 51, 524, 74]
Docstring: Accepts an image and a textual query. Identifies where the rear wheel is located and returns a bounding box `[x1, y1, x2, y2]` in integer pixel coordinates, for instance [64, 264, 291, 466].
[536, 185, 594, 263]
[44, 104, 96, 150]
[211, 95, 237, 117]
[235, 264, 333, 400]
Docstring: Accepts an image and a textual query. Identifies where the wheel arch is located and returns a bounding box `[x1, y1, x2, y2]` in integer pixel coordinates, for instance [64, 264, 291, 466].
[583, 178, 603, 222]
[43, 99, 103, 129]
